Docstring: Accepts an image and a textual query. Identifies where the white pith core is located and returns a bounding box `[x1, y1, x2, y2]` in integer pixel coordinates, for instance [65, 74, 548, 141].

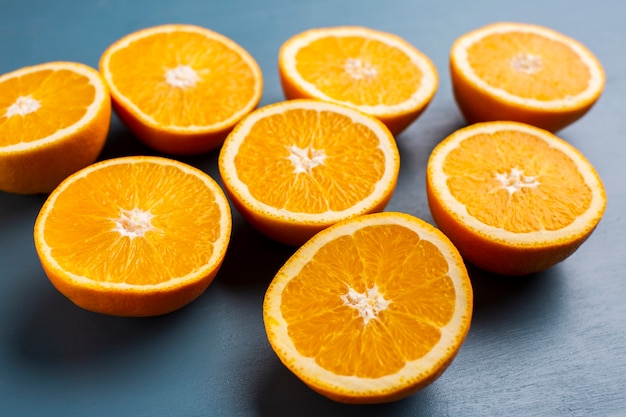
[495, 167, 540, 195]
[165, 65, 200, 88]
[510, 52, 543, 74]
[113, 207, 155, 239]
[341, 284, 390, 325]
[344, 58, 378, 80]
[287, 145, 327, 174]
[5, 95, 41, 117]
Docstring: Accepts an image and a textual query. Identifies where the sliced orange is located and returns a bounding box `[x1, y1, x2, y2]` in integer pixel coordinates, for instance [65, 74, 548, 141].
[278, 26, 438, 136]
[450, 22, 605, 132]
[34, 156, 232, 317]
[99, 24, 263, 155]
[0, 61, 110, 194]
[218, 99, 400, 246]
[426, 121, 606, 276]
[263, 211, 473, 403]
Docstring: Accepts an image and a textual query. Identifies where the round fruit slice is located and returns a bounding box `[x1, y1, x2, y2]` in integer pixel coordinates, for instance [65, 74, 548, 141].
[450, 22, 605, 132]
[99, 24, 263, 155]
[279, 26, 438, 136]
[218, 99, 400, 246]
[263, 211, 473, 404]
[426, 121, 606, 276]
[34, 156, 232, 317]
[0, 61, 110, 194]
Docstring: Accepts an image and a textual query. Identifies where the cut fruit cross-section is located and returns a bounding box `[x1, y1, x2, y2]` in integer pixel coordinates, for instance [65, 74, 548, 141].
[264, 211, 473, 403]
[34, 156, 232, 316]
[450, 22, 605, 132]
[218, 99, 400, 246]
[0, 61, 110, 194]
[100, 24, 263, 155]
[426, 121, 606, 275]
[279, 26, 438, 136]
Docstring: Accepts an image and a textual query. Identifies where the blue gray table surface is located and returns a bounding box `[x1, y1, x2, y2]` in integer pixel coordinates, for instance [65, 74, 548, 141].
[1, 1, 625, 416]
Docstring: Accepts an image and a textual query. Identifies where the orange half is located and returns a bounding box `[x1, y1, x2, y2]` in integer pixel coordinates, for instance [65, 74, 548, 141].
[100, 24, 263, 155]
[34, 156, 232, 316]
[450, 22, 605, 132]
[279, 26, 438, 135]
[219, 99, 400, 246]
[426, 121, 606, 275]
[0, 61, 110, 194]
[264, 211, 473, 403]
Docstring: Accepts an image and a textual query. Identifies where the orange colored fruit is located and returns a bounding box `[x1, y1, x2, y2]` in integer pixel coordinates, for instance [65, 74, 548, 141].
[426, 121, 606, 276]
[263, 211, 473, 404]
[0, 61, 111, 194]
[450, 22, 605, 132]
[34, 156, 232, 317]
[278, 26, 438, 136]
[99, 24, 263, 155]
[218, 99, 400, 246]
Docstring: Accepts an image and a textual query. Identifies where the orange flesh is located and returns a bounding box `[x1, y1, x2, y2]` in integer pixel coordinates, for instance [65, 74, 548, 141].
[0, 69, 94, 145]
[233, 108, 386, 213]
[443, 130, 592, 233]
[280, 224, 455, 378]
[294, 36, 423, 105]
[106, 31, 258, 126]
[42, 162, 222, 284]
[466, 32, 591, 100]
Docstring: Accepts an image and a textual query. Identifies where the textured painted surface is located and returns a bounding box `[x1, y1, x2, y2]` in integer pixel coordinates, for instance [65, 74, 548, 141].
[1, 0, 625, 415]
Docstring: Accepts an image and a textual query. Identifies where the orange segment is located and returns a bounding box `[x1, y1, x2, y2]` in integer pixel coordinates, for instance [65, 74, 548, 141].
[100, 24, 263, 155]
[450, 22, 605, 132]
[0, 61, 110, 194]
[218, 99, 400, 246]
[426, 121, 606, 275]
[34, 156, 232, 316]
[279, 26, 438, 135]
[264, 212, 473, 403]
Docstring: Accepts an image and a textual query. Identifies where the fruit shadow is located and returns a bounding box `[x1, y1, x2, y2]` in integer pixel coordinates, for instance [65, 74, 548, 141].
[97, 117, 158, 160]
[214, 215, 296, 292]
[99, 116, 224, 185]
[466, 262, 566, 329]
[10, 272, 190, 371]
[390, 109, 467, 221]
[0, 192, 47, 230]
[255, 358, 434, 417]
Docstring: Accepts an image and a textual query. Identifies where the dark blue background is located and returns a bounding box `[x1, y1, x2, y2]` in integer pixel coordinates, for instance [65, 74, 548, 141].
[1, 1, 625, 415]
